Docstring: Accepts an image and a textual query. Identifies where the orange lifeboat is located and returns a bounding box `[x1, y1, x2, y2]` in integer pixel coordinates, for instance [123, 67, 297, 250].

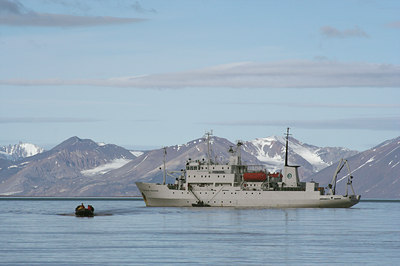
[243, 172, 267, 182]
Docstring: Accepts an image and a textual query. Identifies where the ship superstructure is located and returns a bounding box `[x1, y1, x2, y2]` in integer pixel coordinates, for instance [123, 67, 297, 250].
[136, 129, 360, 208]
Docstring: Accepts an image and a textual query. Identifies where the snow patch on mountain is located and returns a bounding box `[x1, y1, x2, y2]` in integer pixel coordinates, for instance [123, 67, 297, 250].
[248, 137, 283, 170]
[81, 158, 131, 176]
[0, 190, 23, 196]
[289, 142, 329, 171]
[130, 151, 144, 157]
[0, 151, 12, 160]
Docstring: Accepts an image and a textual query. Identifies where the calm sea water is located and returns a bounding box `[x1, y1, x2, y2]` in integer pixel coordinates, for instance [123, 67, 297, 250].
[0, 198, 399, 265]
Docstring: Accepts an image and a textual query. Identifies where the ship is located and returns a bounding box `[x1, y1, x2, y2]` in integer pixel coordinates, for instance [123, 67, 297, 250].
[136, 129, 361, 208]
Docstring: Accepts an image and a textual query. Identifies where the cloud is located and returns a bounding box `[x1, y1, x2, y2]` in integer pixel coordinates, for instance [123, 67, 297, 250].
[205, 117, 400, 132]
[387, 21, 400, 29]
[0, 0, 144, 27]
[131, 1, 157, 14]
[224, 102, 400, 109]
[320, 26, 369, 38]
[1, 60, 399, 89]
[0, 0, 25, 14]
[0, 117, 101, 123]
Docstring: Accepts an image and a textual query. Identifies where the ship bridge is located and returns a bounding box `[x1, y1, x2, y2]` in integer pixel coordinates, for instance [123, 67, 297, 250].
[186, 160, 237, 187]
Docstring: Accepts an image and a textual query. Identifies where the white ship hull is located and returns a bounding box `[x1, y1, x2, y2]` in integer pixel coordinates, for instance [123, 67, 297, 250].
[136, 182, 360, 208]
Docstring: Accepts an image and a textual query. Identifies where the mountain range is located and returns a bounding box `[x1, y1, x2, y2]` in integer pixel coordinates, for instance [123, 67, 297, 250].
[308, 136, 400, 199]
[0, 137, 135, 196]
[0, 134, 398, 198]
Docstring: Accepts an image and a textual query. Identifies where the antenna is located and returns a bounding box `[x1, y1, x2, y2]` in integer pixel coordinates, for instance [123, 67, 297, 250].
[285, 127, 291, 166]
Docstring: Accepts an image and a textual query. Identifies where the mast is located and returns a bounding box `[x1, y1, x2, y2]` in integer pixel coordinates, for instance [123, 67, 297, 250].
[162, 147, 167, 185]
[285, 127, 290, 166]
[236, 140, 243, 165]
[205, 130, 213, 166]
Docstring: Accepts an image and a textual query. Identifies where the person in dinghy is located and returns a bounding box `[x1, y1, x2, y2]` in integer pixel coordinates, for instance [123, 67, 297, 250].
[75, 203, 95, 217]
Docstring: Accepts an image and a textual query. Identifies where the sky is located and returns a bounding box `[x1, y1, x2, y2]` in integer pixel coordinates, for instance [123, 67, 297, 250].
[0, 0, 399, 151]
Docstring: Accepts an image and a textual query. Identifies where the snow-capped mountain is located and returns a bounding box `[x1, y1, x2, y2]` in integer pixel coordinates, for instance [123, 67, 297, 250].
[0, 136, 136, 196]
[308, 136, 400, 199]
[0, 142, 44, 161]
[242, 136, 358, 178]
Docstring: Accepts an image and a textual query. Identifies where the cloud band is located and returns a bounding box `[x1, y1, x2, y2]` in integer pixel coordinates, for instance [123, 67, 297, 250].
[1, 60, 399, 89]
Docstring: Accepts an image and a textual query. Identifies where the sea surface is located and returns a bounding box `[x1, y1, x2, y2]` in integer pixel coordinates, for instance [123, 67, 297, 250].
[0, 198, 399, 265]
